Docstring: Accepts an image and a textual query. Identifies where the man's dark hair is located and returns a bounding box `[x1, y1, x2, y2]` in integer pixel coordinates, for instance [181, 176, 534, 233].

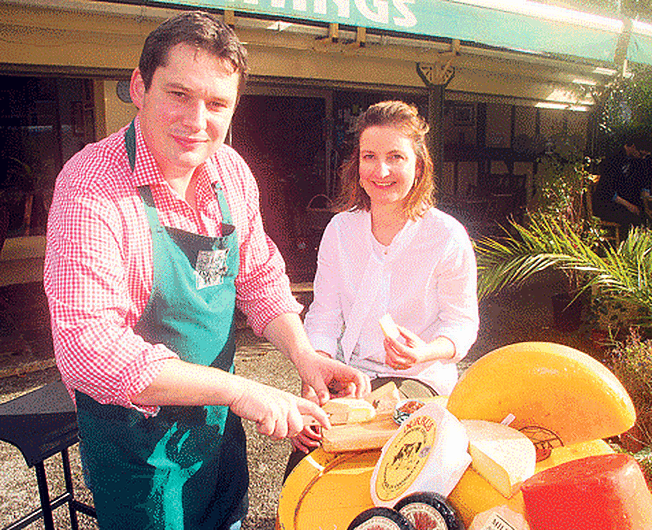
[139, 11, 248, 93]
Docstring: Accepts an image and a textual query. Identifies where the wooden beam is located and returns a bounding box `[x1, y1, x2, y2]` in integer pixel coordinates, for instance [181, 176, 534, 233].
[223, 10, 235, 28]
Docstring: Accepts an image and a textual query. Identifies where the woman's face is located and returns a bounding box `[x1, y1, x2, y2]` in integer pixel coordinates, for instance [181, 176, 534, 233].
[358, 125, 418, 209]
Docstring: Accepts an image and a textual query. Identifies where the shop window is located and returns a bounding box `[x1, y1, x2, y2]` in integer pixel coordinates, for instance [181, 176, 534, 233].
[0, 76, 95, 239]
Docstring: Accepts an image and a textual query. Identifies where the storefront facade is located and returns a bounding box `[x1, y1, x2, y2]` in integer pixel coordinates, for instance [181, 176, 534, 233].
[1, 0, 647, 280]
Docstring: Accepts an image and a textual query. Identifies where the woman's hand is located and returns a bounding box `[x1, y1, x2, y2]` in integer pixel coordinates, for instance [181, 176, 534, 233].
[383, 327, 455, 370]
[290, 424, 323, 453]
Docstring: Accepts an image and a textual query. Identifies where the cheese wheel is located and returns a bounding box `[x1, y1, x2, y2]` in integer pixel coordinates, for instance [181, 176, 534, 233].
[521, 453, 652, 530]
[371, 402, 471, 507]
[347, 507, 415, 530]
[446, 342, 636, 446]
[462, 420, 536, 498]
[469, 505, 529, 530]
[395, 492, 464, 530]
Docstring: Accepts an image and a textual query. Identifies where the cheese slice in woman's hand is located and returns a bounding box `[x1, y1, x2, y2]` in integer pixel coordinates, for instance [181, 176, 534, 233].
[379, 314, 400, 340]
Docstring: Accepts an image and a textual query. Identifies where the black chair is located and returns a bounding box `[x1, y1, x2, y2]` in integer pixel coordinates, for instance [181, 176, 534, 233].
[0, 381, 96, 530]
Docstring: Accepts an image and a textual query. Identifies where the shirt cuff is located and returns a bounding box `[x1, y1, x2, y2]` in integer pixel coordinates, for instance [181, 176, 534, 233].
[122, 344, 179, 416]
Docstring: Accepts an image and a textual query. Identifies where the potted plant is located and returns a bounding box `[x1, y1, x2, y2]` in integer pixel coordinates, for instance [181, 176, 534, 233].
[478, 134, 603, 330]
[607, 327, 652, 487]
[476, 221, 651, 328]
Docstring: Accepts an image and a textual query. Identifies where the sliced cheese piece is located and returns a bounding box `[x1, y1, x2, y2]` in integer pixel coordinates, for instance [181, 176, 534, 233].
[322, 397, 376, 425]
[446, 342, 636, 446]
[521, 453, 652, 530]
[371, 402, 471, 506]
[364, 382, 401, 416]
[379, 313, 400, 340]
[463, 420, 536, 498]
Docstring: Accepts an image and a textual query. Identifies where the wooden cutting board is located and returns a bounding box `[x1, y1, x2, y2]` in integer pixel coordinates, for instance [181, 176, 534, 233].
[321, 414, 399, 453]
[321, 395, 449, 453]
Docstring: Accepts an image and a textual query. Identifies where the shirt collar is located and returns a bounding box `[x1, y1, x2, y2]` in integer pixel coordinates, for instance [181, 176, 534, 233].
[127, 116, 217, 189]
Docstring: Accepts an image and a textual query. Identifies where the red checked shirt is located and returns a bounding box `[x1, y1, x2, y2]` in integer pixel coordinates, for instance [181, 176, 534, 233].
[44, 119, 301, 414]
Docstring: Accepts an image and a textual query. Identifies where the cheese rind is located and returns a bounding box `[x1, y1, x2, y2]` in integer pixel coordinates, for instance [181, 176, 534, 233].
[462, 420, 536, 498]
[322, 397, 376, 424]
[446, 342, 636, 446]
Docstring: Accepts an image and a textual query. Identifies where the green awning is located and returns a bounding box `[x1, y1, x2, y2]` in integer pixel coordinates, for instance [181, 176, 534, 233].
[127, 0, 652, 67]
[629, 20, 652, 66]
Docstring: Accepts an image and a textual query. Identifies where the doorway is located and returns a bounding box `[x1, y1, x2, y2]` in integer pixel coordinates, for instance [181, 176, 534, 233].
[231, 94, 328, 282]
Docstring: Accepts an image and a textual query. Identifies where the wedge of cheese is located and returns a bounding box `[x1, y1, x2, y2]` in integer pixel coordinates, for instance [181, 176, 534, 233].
[364, 382, 401, 416]
[379, 313, 400, 340]
[447, 342, 636, 446]
[322, 397, 376, 425]
[462, 420, 536, 498]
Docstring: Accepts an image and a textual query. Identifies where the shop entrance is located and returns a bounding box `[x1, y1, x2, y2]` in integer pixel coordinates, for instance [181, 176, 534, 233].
[0, 75, 95, 239]
[232, 94, 328, 283]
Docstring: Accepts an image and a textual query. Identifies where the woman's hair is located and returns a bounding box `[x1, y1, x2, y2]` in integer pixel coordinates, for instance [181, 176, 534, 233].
[138, 11, 248, 95]
[334, 100, 435, 219]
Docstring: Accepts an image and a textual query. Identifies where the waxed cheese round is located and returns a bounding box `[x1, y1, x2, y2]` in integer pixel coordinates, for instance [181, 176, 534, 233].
[395, 491, 464, 530]
[371, 402, 471, 507]
[347, 507, 415, 530]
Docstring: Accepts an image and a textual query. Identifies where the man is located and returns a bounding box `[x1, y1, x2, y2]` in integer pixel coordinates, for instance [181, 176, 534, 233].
[44, 11, 369, 530]
[593, 135, 652, 236]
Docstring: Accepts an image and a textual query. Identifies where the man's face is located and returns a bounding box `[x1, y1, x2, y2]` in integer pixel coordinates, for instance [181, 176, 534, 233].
[130, 43, 240, 180]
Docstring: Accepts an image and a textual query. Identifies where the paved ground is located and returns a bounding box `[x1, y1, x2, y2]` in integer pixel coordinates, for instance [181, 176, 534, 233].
[0, 274, 604, 529]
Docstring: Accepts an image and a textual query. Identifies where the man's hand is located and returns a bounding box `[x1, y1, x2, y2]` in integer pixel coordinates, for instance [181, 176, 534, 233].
[294, 352, 371, 405]
[262, 313, 371, 406]
[290, 425, 323, 453]
[229, 377, 331, 439]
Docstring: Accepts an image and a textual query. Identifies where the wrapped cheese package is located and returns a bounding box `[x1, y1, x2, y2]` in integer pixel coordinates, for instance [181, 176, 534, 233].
[370, 402, 471, 507]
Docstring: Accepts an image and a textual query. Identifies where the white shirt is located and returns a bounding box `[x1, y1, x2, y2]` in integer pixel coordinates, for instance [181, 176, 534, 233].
[304, 208, 479, 395]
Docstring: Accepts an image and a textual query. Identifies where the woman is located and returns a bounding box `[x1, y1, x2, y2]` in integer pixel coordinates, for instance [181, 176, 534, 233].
[286, 100, 479, 465]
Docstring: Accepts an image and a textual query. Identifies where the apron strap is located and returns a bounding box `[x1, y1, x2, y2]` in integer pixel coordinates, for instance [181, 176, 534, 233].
[125, 120, 137, 173]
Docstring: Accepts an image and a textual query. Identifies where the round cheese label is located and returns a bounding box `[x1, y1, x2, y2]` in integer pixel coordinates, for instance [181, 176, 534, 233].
[399, 502, 447, 530]
[373, 414, 438, 502]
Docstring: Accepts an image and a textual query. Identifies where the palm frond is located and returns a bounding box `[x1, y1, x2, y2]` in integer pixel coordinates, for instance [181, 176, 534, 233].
[475, 217, 652, 326]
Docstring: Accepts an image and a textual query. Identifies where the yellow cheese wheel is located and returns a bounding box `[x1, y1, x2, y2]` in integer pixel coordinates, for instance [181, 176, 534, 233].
[277, 440, 614, 530]
[278, 448, 380, 530]
[446, 342, 636, 446]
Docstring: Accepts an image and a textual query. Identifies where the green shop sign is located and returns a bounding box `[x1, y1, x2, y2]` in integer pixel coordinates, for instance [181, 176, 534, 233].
[151, 0, 625, 63]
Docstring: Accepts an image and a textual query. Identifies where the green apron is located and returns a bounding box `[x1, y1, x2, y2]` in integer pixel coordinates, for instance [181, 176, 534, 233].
[75, 121, 248, 530]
